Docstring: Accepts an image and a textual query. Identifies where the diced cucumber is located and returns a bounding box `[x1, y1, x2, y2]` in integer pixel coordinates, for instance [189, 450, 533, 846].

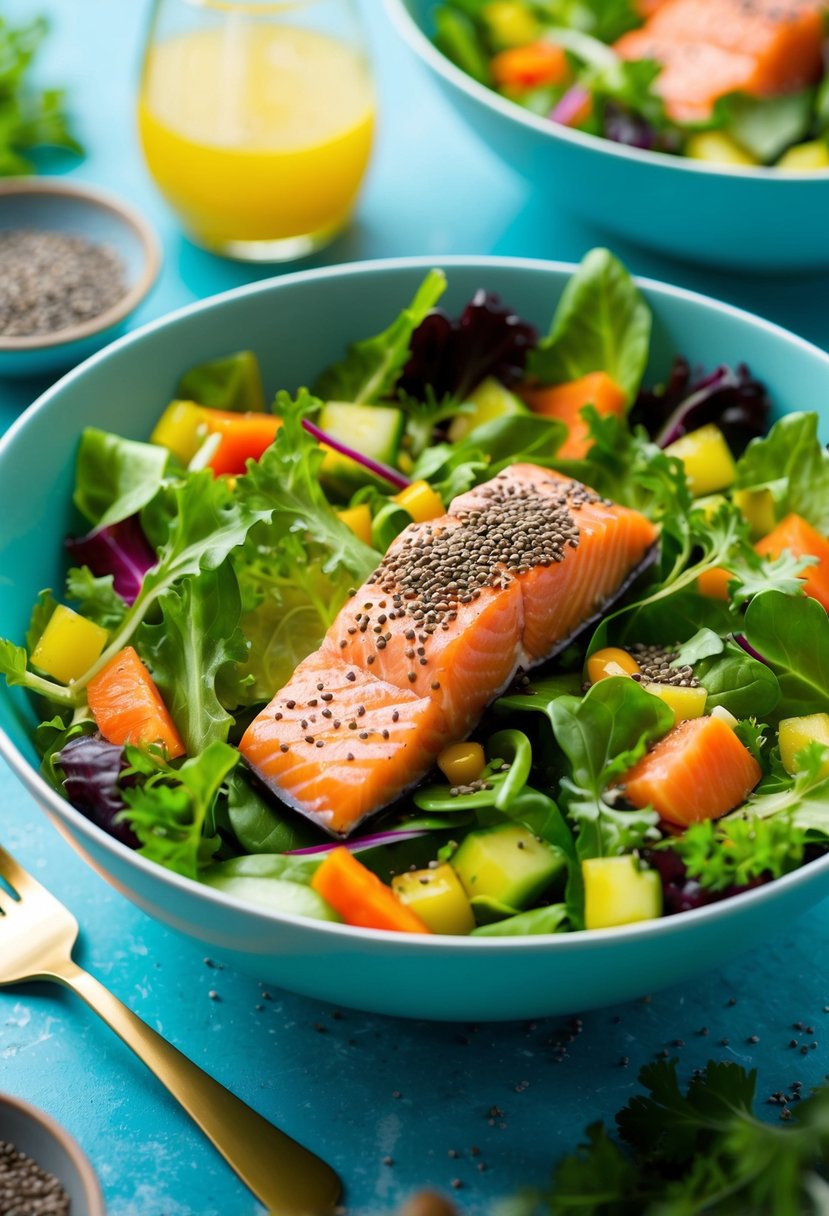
[448, 376, 528, 443]
[319, 402, 405, 498]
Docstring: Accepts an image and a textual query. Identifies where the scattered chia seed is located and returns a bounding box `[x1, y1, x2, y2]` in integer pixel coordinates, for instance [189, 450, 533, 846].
[0, 1140, 70, 1216]
[0, 228, 126, 338]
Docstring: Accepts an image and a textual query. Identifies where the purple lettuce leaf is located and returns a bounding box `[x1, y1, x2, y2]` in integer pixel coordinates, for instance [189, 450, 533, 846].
[56, 734, 139, 848]
[603, 102, 658, 150]
[632, 358, 771, 456]
[286, 828, 430, 856]
[398, 292, 538, 403]
[66, 515, 157, 605]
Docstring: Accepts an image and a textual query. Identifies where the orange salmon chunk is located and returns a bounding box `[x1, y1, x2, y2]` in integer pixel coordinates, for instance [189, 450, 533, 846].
[621, 714, 762, 827]
[241, 464, 658, 836]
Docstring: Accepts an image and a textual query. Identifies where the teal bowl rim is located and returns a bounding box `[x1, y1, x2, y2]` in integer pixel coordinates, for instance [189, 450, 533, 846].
[1, 253, 828, 948]
[383, 0, 829, 184]
[0, 177, 162, 353]
[0, 1091, 105, 1215]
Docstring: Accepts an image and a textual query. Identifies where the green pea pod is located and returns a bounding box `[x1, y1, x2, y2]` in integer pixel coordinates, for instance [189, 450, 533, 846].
[487, 729, 533, 811]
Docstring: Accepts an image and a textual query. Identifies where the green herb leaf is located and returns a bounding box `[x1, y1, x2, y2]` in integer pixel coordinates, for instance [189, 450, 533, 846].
[0, 16, 83, 175]
[25, 589, 57, 652]
[730, 741, 829, 836]
[65, 567, 127, 630]
[472, 903, 569, 936]
[120, 741, 240, 879]
[313, 270, 447, 404]
[527, 248, 652, 402]
[665, 815, 806, 893]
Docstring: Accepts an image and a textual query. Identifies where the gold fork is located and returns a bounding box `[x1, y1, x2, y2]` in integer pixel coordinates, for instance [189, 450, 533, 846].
[0, 843, 341, 1215]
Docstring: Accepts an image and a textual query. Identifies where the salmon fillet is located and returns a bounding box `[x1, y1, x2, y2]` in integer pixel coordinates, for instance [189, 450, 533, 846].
[240, 464, 659, 836]
[616, 0, 825, 122]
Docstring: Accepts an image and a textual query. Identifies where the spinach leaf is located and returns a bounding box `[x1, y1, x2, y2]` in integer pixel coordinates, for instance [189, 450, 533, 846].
[226, 768, 323, 854]
[718, 90, 815, 164]
[672, 628, 724, 668]
[136, 561, 247, 755]
[176, 351, 264, 412]
[743, 590, 829, 717]
[694, 642, 780, 719]
[550, 678, 673, 859]
[313, 270, 447, 404]
[472, 903, 569, 936]
[527, 248, 651, 402]
[74, 429, 172, 529]
[735, 413, 829, 533]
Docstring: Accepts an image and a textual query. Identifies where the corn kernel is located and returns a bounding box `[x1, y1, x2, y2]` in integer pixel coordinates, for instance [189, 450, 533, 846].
[394, 480, 445, 523]
[31, 605, 109, 685]
[438, 741, 486, 786]
[586, 647, 641, 684]
[336, 504, 373, 546]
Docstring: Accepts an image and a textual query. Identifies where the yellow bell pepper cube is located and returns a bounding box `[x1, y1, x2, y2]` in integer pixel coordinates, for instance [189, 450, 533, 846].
[583, 856, 662, 931]
[640, 681, 708, 725]
[438, 741, 486, 786]
[686, 132, 758, 166]
[777, 141, 829, 172]
[31, 605, 109, 685]
[665, 424, 737, 497]
[483, 1, 540, 48]
[779, 714, 829, 780]
[150, 400, 205, 464]
[394, 480, 445, 523]
[733, 488, 776, 540]
[336, 504, 373, 546]
[586, 647, 641, 684]
[392, 864, 476, 935]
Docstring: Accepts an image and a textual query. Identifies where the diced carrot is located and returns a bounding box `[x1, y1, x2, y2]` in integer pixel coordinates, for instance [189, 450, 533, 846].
[621, 714, 761, 827]
[520, 371, 627, 460]
[697, 566, 732, 601]
[755, 513, 829, 611]
[87, 646, 185, 759]
[311, 847, 432, 934]
[491, 41, 569, 90]
[199, 408, 282, 478]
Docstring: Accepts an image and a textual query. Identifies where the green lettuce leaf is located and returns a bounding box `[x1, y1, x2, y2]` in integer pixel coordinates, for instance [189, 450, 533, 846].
[472, 903, 569, 936]
[717, 89, 815, 164]
[527, 248, 652, 401]
[735, 413, 829, 533]
[313, 270, 447, 404]
[136, 562, 247, 755]
[176, 350, 264, 412]
[65, 567, 127, 630]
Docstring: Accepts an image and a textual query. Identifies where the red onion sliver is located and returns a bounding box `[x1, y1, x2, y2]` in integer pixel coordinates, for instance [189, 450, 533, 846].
[302, 418, 410, 491]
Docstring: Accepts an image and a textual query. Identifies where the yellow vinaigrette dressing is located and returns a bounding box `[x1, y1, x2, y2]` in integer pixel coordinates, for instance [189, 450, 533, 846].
[138, 25, 375, 252]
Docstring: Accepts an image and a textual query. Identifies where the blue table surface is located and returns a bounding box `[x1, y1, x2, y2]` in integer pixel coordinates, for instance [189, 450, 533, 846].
[2, 3, 829, 1213]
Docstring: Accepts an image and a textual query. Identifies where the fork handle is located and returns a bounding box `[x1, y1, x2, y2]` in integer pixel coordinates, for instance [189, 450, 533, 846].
[50, 959, 340, 1214]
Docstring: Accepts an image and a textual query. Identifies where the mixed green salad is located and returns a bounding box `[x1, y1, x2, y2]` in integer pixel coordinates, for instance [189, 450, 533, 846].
[431, 0, 829, 170]
[2, 248, 829, 937]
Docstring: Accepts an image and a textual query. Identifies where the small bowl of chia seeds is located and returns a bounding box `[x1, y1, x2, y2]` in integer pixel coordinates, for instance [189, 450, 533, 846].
[0, 178, 160, 380]
[0, 1091, 105, 1215]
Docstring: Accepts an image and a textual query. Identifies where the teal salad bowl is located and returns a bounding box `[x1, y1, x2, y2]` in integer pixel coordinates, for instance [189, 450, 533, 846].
[1, 256, 828, 1021]
[384, 0, 829, 274]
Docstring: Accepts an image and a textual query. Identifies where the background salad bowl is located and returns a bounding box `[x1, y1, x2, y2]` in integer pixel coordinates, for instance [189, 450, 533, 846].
[383, 0, 829, 275]
[2, 255, 829, 1022]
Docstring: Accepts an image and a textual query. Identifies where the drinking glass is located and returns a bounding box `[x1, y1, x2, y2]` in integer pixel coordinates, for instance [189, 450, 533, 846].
[138, 0, 375, 261]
